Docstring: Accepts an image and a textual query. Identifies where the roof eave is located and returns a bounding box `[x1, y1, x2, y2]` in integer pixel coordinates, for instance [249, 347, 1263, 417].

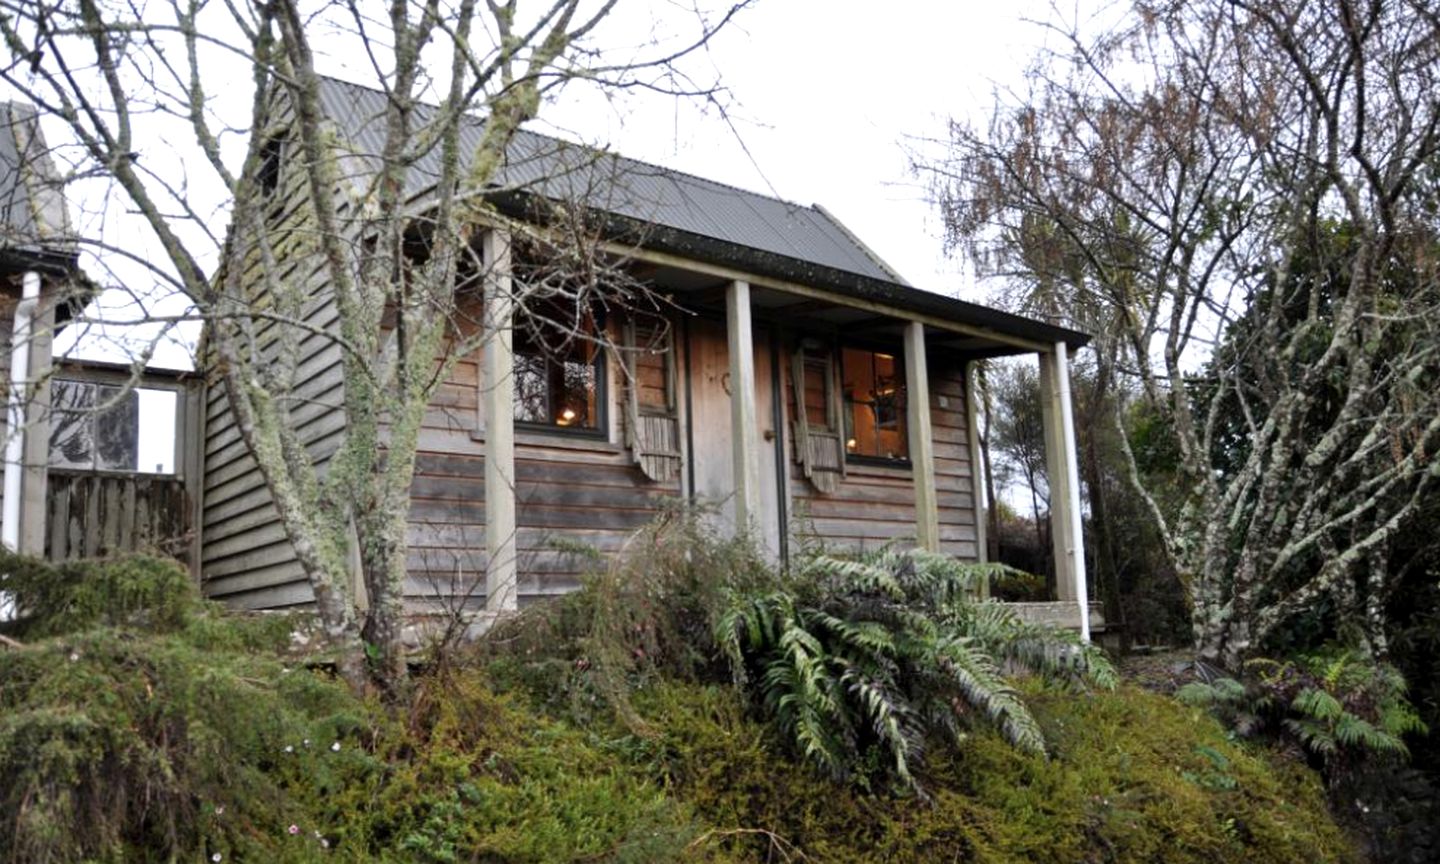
[487, 189, 1091, 352]
[0, 244, 80, 277]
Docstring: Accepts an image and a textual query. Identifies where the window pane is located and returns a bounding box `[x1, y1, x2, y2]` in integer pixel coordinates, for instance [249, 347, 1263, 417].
[802, 359, 829, 427]
[95, 385, 139, 471]
[49, 411, 93, 468]
[136, 389, 177, 474]
[511, 300, 602, 431]
[514, 353, 550, 423]
[51, 379, 95, 412]
[636, 352, 669, 410]
[841, 347, 907, 461]
[633, 318, 672, 412]
[48, 380, 95, 469]
[554, 360, 597, 428]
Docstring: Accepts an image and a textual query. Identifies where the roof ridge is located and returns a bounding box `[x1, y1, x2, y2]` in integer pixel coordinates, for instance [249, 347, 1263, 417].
[313, 73, 823, 220]
[811, 203, 912, 287]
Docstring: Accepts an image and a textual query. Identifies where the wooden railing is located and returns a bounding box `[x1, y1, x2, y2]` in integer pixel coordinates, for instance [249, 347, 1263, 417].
[44, 470, 192, 562]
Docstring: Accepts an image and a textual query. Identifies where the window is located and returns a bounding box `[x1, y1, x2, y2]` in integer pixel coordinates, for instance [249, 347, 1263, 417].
[257, 135, 283, 198]
[790, 341, 846, 493]
[48, 380, 178, 473]
[512, 301, 603, 432]
[842, 347, 907, 461]
[622, 314, 681, 482]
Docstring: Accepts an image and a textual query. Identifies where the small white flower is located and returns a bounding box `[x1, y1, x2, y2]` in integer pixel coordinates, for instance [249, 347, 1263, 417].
[302, 739, 311, 748]
[68, 652, 79, 662]
[212, 854, 223, 862]
[321, 839, 330, 849]
[330, 741, 341, 752]
[283, 745, 294, 754]
[214, 805, 225, 816]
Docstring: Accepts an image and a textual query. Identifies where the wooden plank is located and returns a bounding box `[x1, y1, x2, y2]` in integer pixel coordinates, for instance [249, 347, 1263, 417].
[203, 562, 310, 599]
[202, 539, 298, 578]
[121, 477, 138, 553]
[1038, 352, 1076, 602]
[202, 520, 292, 562]
[964, 360, 988, 569]
[46, 476, 68, 559]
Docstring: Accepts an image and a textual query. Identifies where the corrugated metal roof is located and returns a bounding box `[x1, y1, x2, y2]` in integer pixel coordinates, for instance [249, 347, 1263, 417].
[310, 77, 1089, 350]
[0, 102, 73, 261]
[314, 76, 903, 284]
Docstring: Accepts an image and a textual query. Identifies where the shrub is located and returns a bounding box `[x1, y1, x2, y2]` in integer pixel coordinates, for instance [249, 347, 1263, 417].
[0, 607, 361, 862]
[1176, 650, 1428, 767]
[619, 679, 1358, 863]
[715, 548, 1116, 792]
[0, 554, 716, 863]
[487, 513, 1115, 794]
[0, 551, 200, 638]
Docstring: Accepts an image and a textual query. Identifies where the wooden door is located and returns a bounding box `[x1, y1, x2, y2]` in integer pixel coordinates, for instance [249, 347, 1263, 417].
[687, 317, 782, 557]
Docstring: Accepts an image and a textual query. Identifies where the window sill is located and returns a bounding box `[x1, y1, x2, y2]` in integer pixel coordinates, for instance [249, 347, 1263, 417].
[47, 467, 182, 480]
[844, 455, 913, 475]
[469, 428, 625, 456]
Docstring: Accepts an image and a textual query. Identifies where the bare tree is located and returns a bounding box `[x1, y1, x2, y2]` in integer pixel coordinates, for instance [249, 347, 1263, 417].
[921, 0, 1440, 665]
[0, 0, 748, 690]
[986, 361, 1051, 572]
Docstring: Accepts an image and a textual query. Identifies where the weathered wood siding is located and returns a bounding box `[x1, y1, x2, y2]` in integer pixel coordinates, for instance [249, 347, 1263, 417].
[45, 471, 190, 560]
[200, 97, 357, 610]
[403, 294, 684, 613]
[784, 345, 978, 560]
[407, 318, 981, 614]
[0, 289, 14, 534]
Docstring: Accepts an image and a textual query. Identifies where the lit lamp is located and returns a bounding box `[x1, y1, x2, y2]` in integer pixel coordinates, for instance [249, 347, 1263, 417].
[558, 408, 577, 426]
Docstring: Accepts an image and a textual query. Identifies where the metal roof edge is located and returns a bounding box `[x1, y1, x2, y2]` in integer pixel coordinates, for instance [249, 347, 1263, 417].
[811, 203, 913, 288]
[490, 190, 1091, 351]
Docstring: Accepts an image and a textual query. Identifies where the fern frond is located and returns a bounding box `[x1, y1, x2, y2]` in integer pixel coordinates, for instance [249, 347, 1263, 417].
[1292, 688, 1344, 723]
[934, 636, 1046, 755]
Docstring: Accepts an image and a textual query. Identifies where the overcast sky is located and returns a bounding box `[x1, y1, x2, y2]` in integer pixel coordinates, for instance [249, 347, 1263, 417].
[530, 1, 1073, 295]
[32, 0, 1088, 369]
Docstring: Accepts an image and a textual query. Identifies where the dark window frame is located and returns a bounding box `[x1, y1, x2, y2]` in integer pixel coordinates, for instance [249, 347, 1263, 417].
[510, 303, 609, 440]
[840, 343, 912, 467]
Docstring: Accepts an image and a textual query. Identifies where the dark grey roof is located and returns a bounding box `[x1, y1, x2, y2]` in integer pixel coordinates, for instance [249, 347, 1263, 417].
[0, 102, 75, 271]
[311, 77, 1088, 350]
[314, 77, 905, 282]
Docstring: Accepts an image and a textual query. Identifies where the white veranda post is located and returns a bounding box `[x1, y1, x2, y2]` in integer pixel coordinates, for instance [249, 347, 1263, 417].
[904, 322, 939, 553]
[482, 229, 518, 614]
[1038, 343, 1090, 642]
[725, 280, 763, 535]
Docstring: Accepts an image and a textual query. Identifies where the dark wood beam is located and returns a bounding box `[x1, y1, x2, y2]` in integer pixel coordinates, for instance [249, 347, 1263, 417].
[839, 315, 898, 335]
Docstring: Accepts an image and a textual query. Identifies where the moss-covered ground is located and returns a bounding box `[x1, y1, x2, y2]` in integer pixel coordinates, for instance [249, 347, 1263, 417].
[0, 556, 1358, 863]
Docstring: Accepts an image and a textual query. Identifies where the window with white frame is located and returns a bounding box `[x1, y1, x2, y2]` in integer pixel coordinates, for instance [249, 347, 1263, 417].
[48, 380, 178, 474]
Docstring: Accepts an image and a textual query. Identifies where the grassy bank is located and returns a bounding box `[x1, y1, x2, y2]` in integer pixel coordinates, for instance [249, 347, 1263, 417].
[0, 553, 1356, 863]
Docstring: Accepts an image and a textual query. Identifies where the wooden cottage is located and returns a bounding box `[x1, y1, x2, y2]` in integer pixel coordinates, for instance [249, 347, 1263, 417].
[200, 78, 1098, 635]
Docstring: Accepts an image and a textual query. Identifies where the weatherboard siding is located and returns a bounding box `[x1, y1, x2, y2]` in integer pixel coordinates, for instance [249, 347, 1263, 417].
[401, 295, 683, 612]
[200, 97, 359, 609]
[785, 347, 979, 560]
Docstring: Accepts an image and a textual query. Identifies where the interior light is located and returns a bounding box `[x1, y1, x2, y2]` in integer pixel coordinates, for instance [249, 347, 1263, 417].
[558, 408, 577, 425]
[846, 438, 858, 450]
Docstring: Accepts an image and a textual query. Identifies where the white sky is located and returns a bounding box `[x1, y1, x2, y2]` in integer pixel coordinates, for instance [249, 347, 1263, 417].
[22, 0, 1088, 371]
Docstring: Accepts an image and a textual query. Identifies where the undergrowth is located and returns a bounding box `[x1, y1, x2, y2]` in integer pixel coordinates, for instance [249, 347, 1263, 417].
[1176, 651, 1428, 767]
[0, 553, 722, 863]
[0, 525, 1360, 863]
[608, 680, 1358, 863]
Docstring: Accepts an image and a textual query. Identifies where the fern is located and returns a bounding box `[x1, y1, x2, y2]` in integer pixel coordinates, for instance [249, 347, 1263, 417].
[716, 547, 1114, 792]
[1178, 650, 1428, 768]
